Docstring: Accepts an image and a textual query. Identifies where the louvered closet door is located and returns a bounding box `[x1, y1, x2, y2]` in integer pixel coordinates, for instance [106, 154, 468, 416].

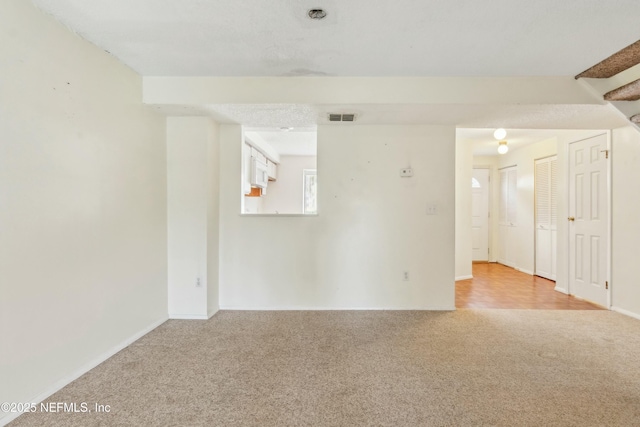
[535, 156, 557, 280]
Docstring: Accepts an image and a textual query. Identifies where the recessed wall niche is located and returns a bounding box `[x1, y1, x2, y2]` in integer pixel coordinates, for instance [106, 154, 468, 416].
[241, 128, 317, 215]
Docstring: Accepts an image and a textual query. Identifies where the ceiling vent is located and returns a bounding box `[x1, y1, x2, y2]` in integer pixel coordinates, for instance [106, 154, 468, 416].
[328, 113, 357, 122]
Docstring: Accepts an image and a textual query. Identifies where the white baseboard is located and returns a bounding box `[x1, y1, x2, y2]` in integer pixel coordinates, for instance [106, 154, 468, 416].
[554, 286, 568, 295]
[611, 306, 640, 321]
[0, 316, 168, 427]
[455, 275, 473, 281]
[515, 267, 534, 276]
[218, 306, 456, 311]
[169, 313, 209, 320]
[168, 308, 218, 321]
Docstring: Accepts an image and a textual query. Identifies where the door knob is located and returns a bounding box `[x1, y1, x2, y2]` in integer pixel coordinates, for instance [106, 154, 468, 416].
[568, 217, 575, 221]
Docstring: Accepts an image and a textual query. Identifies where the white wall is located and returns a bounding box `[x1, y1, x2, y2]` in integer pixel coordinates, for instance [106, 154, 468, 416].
[262, 156, 317, 214]
[207, 121, 221, 317]
[495, 138, 557, 275]
[0, 0, 167, 419]
[455, 139, 473, 280]
[167, 117, 219, 319]
[611, 126, 640, 317]
[219, 124, 455, 309]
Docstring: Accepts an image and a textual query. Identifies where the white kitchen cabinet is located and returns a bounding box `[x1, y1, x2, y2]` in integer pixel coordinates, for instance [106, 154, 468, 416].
[251, 147, 267, 164]
[267, 160, 277, 181]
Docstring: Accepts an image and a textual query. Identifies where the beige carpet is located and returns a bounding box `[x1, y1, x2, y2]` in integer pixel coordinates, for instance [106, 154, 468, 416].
[605, 79, 640, 101]
[10, 310, 640, 426]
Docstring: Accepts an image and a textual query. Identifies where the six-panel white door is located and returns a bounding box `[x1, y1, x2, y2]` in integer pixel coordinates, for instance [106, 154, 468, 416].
[568, 134, 609, 307]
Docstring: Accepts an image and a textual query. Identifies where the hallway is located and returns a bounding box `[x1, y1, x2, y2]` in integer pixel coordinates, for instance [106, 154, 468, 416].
[456, 263, 603, 310]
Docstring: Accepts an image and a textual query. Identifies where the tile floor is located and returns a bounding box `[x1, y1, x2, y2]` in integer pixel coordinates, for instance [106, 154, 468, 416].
[456, 263, 603, 310]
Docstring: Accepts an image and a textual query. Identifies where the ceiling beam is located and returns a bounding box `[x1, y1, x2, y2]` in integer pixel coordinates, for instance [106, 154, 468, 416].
[604, 79, 640, 101]
[576, 40, 640, 79]
[143, 77, 599, 106]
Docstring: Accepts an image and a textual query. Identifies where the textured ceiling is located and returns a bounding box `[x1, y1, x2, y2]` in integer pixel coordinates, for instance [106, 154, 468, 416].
[32, 0, 640, 77]
[30, 0, 638, 143]
[245, 130, 317, 157]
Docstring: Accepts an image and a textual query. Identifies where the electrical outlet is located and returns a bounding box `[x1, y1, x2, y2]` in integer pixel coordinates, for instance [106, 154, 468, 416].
[400, 168, 413, 177]
[196, 277, 202, 288]
[426, 202, 438, 215]
[403, 271, 409, 281]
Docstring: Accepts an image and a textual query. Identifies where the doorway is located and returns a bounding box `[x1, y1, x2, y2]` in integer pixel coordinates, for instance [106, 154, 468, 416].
[472, 168, 490, 261]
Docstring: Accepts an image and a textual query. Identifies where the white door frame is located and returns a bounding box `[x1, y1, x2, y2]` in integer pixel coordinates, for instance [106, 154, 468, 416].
[606, 131, 612, 309]
[565, 132, 612, 308]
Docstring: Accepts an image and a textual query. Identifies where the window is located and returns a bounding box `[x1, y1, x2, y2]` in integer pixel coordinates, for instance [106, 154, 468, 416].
[303, 169, 317, 214]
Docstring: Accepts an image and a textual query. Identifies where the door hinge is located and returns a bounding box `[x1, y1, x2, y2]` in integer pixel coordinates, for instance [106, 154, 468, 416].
[601, 149, 609, 159]
[606, 281, 609, 290]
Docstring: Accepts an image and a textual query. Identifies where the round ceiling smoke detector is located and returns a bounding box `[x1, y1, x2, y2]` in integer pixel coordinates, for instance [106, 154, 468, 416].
[308, 9, 327, 20]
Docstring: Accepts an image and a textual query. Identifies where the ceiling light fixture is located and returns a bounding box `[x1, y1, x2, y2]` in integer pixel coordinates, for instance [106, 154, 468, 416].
[308, 9, 327, 20]
[493, 128, 507, 140]
[497, 140, 509, 154]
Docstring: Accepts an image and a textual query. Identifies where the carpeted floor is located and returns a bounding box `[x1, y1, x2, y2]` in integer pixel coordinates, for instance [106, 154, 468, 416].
[10, 310, 640, 426]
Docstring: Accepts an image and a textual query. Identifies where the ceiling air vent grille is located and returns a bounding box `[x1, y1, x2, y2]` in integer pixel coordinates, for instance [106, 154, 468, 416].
[328, 113, 357, 122]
